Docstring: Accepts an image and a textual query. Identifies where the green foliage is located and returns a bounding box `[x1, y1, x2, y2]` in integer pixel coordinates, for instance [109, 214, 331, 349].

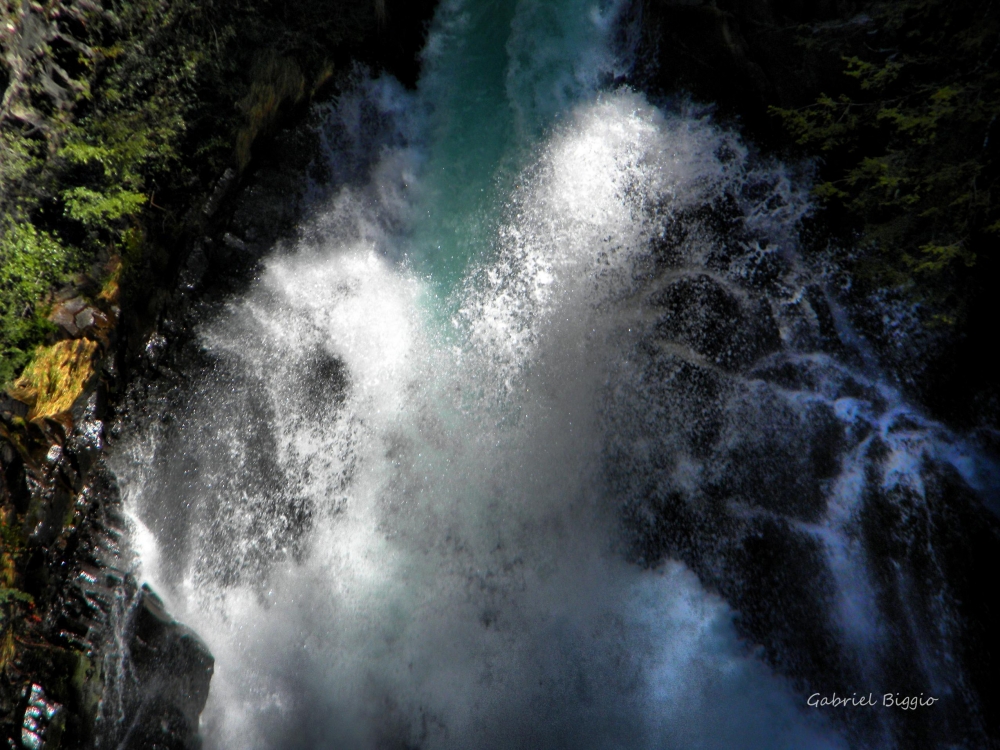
[0, 588, 32, 606]
[844, 56, 903, 91]
[0, 132, 40, 191]
[0, 220, 76, 384]
[771, 0, 1000, 320]
[1, 0, 206, 386]
[61, 187, 147, 226]
[2, 0, 391, 387]
[775, 93, 862, 151]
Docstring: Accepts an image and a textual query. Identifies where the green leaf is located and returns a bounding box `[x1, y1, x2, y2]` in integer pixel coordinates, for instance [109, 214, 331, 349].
[0, 587, 34, 605]
[62, 187, 147, 225]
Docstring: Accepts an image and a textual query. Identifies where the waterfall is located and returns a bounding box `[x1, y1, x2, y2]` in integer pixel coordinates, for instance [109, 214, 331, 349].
[108, 0, 998, 748]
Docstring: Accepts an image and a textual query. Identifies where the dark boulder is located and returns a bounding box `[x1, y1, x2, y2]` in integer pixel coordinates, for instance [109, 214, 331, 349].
[610, 188, 1000, 745]
[111, 586, 214, 750]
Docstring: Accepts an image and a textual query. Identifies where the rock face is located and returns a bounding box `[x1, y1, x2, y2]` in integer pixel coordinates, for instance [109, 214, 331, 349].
[605, 172, 1000, 748]
[624, 5, 1000, 744]
[21, 684, 65, 750]
[102, 587, 214, 750]
[0, 114, 227, 746]
[3, 0, 441, 741]
[0, 0, 97, 131]
[649, 273, 782, 371]
[634, 0, 1000, 433]
[1, 381, 214, 749]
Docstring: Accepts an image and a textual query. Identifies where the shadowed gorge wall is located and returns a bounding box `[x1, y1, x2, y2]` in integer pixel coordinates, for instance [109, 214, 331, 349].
[2, 0, 438, 744]
[634, 0, 1000, 431]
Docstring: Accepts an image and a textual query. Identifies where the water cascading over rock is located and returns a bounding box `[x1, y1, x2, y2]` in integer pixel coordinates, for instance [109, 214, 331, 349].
[599, 119, 1000, 749]
[104, 1, 999, 748]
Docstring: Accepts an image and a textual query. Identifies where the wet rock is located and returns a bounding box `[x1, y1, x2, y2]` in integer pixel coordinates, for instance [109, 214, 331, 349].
[856, 454, 1000, 747]
[48, 298, 87, 338]
[177, 241, 209, 292]
[803, 285, 843, 353]
[72, 309, 94, 332]
[298, 347, 350, 420]
[620, 354, 1000, 747]
[114, 586, 214, 750]
[207, 232, 255, 273]
[1, 394, 30, 423]
[750, 355, 883, 405]
[720, 516, 848, 691]
[221, 232, 248, 255]
[201, 168, 237, 218]
[649, 273, 781, 371]
[20, 684, 64, 750]
[704, 382, 838, 519]
[614, 209, 1000, 746]
[727, 241, 790, 291]
[143, 333, 168, 369]
[3, 440, 141, 747]
[52, 287, 83, 305]
[638, 350, 729, 458]
[4, 460, 215, 749]
[801, 401, 847, 478]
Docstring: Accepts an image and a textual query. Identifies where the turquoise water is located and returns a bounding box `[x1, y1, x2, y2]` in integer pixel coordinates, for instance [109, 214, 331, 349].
[402, 0, 631, 293]
[408, 0, 519, 290]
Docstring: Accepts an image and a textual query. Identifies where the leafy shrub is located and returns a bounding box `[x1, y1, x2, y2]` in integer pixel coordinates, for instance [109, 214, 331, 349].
[771, 0, 1000, 324]
[0, 221, 76, 384]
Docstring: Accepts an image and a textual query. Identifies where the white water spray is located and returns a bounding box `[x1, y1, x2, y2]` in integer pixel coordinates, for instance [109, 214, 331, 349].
[114, 84, 844, 750]
[109, 1, 998, 748]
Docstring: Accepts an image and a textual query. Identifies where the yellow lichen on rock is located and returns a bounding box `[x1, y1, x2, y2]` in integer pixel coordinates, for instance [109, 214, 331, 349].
[0, 551, 18, 670]
[7, 339, 99, 422]
[97, 255, 122, 305]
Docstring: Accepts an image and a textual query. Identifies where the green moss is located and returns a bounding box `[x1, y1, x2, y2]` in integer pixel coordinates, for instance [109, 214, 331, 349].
[7, 339, 99, 421]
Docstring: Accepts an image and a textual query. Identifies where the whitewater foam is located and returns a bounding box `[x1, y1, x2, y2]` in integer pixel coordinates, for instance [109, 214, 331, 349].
[105, 1, 878, 747]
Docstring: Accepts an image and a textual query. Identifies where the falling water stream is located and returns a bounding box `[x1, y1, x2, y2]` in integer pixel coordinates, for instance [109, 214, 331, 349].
[107, 0, 998, 748]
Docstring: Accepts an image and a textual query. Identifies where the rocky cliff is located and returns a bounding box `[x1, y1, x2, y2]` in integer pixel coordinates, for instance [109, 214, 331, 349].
[1, 0, 437, 745]
[633, 0, 1000, 432]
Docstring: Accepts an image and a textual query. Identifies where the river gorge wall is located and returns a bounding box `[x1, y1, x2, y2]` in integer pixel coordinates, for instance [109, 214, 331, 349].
[2, 0, 437, 745]
[3, 1, 999, 748]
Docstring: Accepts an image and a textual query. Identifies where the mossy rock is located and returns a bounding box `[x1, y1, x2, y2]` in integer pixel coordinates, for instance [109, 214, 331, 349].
[7, 339, 98, 424]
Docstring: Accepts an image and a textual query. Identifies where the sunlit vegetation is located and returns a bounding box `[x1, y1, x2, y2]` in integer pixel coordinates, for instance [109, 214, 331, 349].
[0, 221, 76, 384]
[1, 0, 386, 392]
